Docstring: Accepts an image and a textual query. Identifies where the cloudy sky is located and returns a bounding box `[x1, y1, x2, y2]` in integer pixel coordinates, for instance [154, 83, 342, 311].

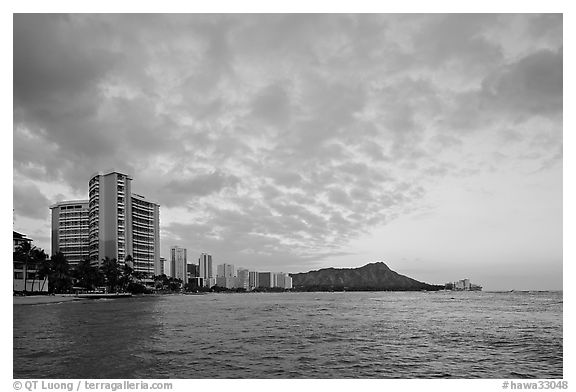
[13, 14, 562, 290]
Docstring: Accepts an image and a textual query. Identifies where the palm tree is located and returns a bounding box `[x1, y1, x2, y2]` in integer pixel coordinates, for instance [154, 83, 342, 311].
[38, 257, 52, 292]
[100, 257, 121, 293]
[50, 252, 72, 294]
[29, 247, 48, 292]
[120, 263, 134, 292]
[74, 258, 104, 291]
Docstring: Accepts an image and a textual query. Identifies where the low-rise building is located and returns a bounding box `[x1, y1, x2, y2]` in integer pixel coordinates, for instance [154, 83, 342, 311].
[13, 232, 48, 293]
[447, 278, 482, 291]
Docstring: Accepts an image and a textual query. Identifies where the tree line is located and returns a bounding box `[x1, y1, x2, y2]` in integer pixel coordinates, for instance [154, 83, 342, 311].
[13, 242, 155, 294]
[14, 242, 294, 295]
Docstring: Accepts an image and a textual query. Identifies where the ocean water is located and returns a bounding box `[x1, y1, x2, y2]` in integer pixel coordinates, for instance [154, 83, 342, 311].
[13, 291, 562, 379]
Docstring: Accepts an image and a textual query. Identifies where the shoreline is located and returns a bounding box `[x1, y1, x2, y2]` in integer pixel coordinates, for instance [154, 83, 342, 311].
[13, 295, 83, 305]
[13, 290, 554, 306]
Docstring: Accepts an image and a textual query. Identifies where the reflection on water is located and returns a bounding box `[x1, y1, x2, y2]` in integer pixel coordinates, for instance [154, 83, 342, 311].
[14, 291, 562, 378]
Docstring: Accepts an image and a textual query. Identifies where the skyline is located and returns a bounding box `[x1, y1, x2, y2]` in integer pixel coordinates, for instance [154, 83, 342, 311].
[12, 14, 563, 290]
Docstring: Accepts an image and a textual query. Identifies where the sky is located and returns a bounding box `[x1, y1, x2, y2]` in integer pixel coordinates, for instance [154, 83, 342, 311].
[12, 14, 563, 290]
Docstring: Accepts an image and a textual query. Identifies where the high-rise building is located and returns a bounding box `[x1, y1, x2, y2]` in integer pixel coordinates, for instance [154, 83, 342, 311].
[217, 263, 235, 278]
[88, 171, 130, 265]
[87, 171, 160, 276]
[131, 193, 160, 276]
[249, 271, 259, 290]
[51, 171, 160, 277]
[49, 200, 90, 267]
[216, 276, 235, 289]
[258, 272, 274, 288]
[276, 272, 285, 289]
[276, 272, 292, 289]
[236, 268, 249, 290]
[284, 274, 293, 289]
[170, 246, 187, 281]
[198, 253, 213, 287]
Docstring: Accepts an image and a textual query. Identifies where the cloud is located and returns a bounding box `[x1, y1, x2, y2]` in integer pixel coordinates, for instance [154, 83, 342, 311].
[251, 83, 292, 125]
[12, 14, 562, 274]
[13, 182, 52, 220]
[161, 171, 240, 206]
[13, 14, 117, 112]
[480, 48, 563, 119]
[413, 14, 502, 69]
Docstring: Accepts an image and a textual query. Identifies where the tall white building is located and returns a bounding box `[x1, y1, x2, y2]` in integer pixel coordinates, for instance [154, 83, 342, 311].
[87, 171, 160, 276]
[50, 200, 89, 267]
[52, 171, 160, 277]
[170, 246, 187, 281]
[131, 193, 160, 276]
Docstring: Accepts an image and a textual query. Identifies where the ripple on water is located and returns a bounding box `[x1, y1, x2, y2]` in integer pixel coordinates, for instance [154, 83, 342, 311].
[13, 291, 563, 378]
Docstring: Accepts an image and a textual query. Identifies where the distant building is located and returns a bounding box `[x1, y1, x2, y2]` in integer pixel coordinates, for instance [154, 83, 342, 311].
[217, 263, 235, 278]
[49, 200, 90, 268]
[158, 257, 166, 276]
[216, 276, 235, 289]
[275, 272, 293, 289]
[187, 263, 199, 283]
[188, 277, 204, 290]
[199, 253, 214, 287]
[448, 278, 482, 291]
[258, 272, 274, 288]
[276, 273, 292, 289]
[170, 246, 187, 281]
[249, 271, 259, 290]
[236, 268, 249, 290]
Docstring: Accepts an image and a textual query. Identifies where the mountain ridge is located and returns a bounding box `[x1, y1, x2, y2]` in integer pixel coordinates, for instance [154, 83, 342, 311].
[290, 261, 443, 291]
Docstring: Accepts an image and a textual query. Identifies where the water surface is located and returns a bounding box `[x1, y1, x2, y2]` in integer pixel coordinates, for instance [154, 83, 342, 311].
[13, 291, 563, 378]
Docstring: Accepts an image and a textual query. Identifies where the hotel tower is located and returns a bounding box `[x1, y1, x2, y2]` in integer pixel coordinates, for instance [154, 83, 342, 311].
[52, 171, 160, 277]
[49, 200, 90, 268]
